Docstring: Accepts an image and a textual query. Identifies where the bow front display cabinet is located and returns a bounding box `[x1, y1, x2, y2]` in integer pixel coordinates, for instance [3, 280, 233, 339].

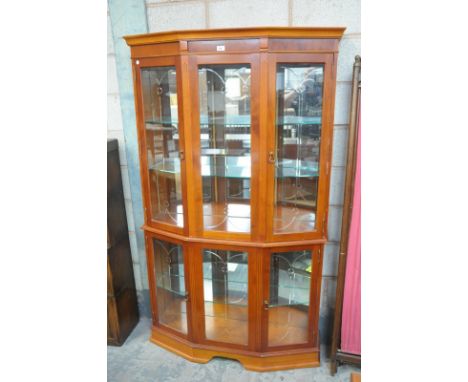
[125, 27, 345, 371]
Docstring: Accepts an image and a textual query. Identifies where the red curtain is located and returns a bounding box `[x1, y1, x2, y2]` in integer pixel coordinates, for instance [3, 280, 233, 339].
[340, 110, 361, 355]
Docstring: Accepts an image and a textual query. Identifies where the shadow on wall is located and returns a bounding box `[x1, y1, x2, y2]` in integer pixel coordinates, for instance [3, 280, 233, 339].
[136, 290, 152, 318]
[319, 310, 335, 346]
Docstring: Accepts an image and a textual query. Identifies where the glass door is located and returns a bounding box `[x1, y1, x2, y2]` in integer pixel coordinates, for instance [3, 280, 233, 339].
[267, 54, 334, 240]
[201, 248, 249, 346]
[190, 54, 260, 238]
[262, 246, 319, 350]
[151, 237, 190, 337]
[138, 57, 187, 232]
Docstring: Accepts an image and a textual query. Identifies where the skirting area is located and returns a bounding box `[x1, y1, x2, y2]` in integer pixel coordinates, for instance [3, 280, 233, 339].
[107, 317, 359, 381]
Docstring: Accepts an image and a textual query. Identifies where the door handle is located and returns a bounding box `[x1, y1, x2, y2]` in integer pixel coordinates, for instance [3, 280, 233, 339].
[268, 151, 275, 164]
[263, 300, 269, 310]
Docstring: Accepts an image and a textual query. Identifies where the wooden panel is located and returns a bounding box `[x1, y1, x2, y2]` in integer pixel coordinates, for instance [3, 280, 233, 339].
[145, 233, 159, 326]
[188, 39, 260, 54]
[108, 240, 134, 297]
[108, 139, 139, 346]
[124, 26, 346, 46]
[107, 296, 119, 344]
[131, 42, 180, 58]
[116, 288, 139, 341]
[310, 245, 323, 348]
[151, 326, 320, 372]
[178, 54, 198, 237]
[107, 144, 128, 246]
[142, 224, 327, 247]
[269, 38, 338, 52]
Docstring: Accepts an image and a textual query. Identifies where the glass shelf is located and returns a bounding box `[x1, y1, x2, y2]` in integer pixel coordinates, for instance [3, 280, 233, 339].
[146, 119, 178, 126]
[203, 277, 248, 285]
[269, 271, 311, 307]
[149, 157, 319, 179]
[149, 158, 181, 175]
[277, 159, 319, 178]
[146, 115, 321, 126]
[155, 271, 187, 297]
[155, 285, 188, 298]
[269, 302, 309, 308]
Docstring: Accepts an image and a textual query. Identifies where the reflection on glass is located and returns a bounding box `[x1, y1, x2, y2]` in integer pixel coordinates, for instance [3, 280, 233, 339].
[153, 239, 187, 334]
[202, 249, 248, 345]
[274, 64, 324, 233]
[268, 250, 312, 347]
[142, 67, 183, 227]
[198, 65, 251, 233]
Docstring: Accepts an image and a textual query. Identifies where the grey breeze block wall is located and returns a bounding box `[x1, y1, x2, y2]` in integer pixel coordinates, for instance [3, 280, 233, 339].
[108, 0, 361, 345]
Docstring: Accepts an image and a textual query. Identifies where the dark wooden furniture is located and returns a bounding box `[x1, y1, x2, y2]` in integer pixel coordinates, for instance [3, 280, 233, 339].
[124, 27, 345, 371]
[330, 56, 361, 373]
[108, 139, 139, 346]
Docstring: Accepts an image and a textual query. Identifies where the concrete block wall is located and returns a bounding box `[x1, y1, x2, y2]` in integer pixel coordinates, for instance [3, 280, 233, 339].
[108, 0, 360, 345]
[107, 11, 144, 294]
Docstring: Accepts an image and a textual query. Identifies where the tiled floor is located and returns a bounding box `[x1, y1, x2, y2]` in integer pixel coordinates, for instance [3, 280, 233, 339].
[108, 317, 359, 382]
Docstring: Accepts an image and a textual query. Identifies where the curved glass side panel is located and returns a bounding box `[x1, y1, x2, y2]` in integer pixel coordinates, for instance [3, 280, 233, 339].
[274, 64, 324, 234]
[141, 67, 183, 227]
[153, 239, 187, 334]
[268, 250, 312, 347]
[198, 65, 252, 233]
[202, 249, 249, 345]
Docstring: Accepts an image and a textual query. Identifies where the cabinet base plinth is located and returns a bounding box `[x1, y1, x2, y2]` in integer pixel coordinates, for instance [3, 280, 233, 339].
[150, 326, 320, 372]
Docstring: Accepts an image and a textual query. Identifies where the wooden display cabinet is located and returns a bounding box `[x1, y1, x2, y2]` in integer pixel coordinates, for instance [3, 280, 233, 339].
[125, 27, 345, 371]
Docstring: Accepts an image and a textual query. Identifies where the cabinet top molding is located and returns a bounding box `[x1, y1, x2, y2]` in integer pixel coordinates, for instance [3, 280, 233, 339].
[124, 26, 346, 46]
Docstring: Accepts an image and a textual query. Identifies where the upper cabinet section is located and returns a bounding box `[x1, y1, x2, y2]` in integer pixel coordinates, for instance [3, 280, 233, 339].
[126, 27, 345, 242]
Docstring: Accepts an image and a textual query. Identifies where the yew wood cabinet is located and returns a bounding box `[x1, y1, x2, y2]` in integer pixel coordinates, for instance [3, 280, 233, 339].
[125, 27, 345, 371]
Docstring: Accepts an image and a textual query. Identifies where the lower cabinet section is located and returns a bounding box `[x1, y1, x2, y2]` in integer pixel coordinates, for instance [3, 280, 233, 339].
[146, 232, 323, 371]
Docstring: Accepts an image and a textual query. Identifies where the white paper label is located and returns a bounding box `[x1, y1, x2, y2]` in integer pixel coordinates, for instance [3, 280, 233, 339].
[216, 45, 226, 52]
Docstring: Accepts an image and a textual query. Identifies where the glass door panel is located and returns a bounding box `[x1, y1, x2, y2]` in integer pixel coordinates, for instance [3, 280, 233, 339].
[202, 249, 249, 345]
[267, 249, 312, 347]
[141, 67, 183, 227]
[152, 239, 188, 335]
[274, 64, 324, 234]
[198, 65, 252, 233]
